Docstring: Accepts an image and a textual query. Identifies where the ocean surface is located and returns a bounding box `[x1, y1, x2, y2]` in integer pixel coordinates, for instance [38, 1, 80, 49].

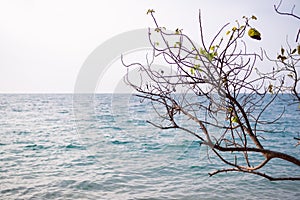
[0, 94, 299, 199]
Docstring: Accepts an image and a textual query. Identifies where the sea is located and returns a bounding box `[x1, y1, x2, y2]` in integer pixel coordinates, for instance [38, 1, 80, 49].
[0, 94, 299, 200]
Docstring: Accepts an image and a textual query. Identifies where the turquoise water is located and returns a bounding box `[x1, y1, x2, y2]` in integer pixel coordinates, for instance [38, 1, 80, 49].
[0, 94, 299, 199]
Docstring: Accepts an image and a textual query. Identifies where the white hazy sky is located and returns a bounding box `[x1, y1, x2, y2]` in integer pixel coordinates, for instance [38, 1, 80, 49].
[0, 0, 299, 93]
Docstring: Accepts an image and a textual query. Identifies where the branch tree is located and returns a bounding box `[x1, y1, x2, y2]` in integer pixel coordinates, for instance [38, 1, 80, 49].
[266, 0, 300, 102]
[122, 7, 300, 181]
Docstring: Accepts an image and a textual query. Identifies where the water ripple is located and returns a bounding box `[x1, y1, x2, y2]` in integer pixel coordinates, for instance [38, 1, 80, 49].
[0, 94, 299, 199]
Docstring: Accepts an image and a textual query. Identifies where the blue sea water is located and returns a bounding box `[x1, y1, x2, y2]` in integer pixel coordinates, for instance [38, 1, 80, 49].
[0, 94, 299, 199]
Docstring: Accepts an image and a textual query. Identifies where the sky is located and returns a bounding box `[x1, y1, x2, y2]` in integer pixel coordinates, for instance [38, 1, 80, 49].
[0, 0, 299, 93]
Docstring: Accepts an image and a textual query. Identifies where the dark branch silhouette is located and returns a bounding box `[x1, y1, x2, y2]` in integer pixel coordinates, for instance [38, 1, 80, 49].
[123, 9, 300, 181]
[274, 0, 300, 42]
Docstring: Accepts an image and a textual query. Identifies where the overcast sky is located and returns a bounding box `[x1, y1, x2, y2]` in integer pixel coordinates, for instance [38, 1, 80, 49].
[0, 0, 299, 93]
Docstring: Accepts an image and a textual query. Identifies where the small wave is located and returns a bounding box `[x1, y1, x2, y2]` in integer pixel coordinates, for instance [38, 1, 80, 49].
[72, 180, 103, 191]
[58, 110, 69, 114]
[65, 144, 86, 150]
[1, 186, 27, 195]
[24, 144, 49, 150]
[57, 180, 76, 188]
[126, 119, 147, 126]
[17, 130, 31, 135]
[45, 118, 60, 122]
[111, 140, 131, 145]
[142, 143, 162, 151]
[98, 126, 122, 131]
[111, 126, 122, 131]
[190, 165, 205, 170]
[11, 108, 23, 112]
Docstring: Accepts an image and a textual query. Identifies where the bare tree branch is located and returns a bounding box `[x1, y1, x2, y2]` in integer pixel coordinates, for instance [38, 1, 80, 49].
[123, 9, 300, 181]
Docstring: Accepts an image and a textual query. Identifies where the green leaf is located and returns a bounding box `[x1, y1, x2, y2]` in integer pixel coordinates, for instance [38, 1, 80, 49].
[190, 68, 195, 75]
[155, 28, 160, 32]
[248, 28, 261, 40]
[194, 64, 201, 70]
[227, 107, 233, 112]
[226, 30, 231, 35]
[287, 73, 294, 79]
[268, 84, 273, 94]
[281, 47, 285, 55]
[191, 64, 202, 75]
[222, 77, 228, 84]
[232, 27, 237, 31]
[298, 45, 300, 55]
[175, 28, 182, 34]
[146, 9, 155, 15]
[251, 15, 257, 20]
[199, 48, 206, 55]
[208, 53, 214, 61]
[277, 55, 287, 62]
[174, 41, 181, 47]
[231, 116, 239, 123]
